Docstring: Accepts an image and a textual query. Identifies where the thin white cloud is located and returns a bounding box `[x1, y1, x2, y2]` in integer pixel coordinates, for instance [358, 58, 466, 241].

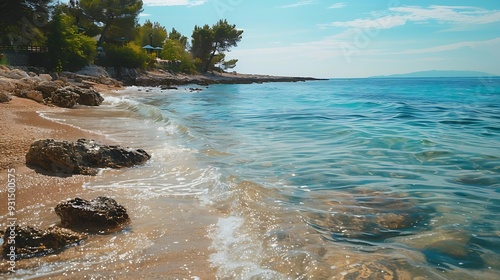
[139, 13, 152, 17]
[321, 5, 500, 29]
[278, 0, 315, 9]
[326, 15, 407, 29]
[390, 5, 500, 25]
[328, 3, 345, 9]
[401, 37, 500, 54]
[142, 0, 208, 7]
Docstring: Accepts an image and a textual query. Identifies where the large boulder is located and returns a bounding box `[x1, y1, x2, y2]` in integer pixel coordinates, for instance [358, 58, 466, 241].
[26, 138, 151, 175]
[35, 82, 104, 107]
[76, 65, 110, 77]
[70, 86, 104, 106]
[2, 225, 86, 260]
[55, 197, 130, 230]
[35, 81, 64, 99]
[25, 90, 44, 103]
[39, 74, 53, 82]
[51, 87, 80, 108]
[0, 77, 16, 92]
[0, 68, 30, 79]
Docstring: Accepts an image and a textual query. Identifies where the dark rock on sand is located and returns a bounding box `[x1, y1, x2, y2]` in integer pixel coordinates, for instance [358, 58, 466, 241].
[0, 91, 11, 103]
[26, 138, 151, 175]
[70, 86, 104, 106]
[51, 87, 80, 108]
[55, 197, 130, 230]
[2, 225, 86, 260]
[35, 81, 64, 99]
[32, 79, 105, 108]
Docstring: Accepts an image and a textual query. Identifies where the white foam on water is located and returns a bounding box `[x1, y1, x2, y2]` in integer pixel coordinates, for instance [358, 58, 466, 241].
[208, 216, 287, 280]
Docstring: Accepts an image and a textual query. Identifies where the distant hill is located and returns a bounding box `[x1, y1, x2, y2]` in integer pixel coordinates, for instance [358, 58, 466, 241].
[372, 70, 496, 78]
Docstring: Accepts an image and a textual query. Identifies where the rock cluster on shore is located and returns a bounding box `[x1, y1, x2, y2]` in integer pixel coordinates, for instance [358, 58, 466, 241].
[2, 137, 145, 260]
[0, 65, 109, 107]
[1, 65, 325, 101]
[1, 64, 326, 265]
[135, 69, 325, 87]
[3, 196, 131, 260]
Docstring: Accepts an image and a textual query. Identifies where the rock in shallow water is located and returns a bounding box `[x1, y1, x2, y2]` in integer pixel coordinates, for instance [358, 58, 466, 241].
[307, 194, 433, 243]
[55, 197, 130, 230]
[2, 225, 87, 260]
[423, 240, 485, 269]
[26, 138, 151, 175]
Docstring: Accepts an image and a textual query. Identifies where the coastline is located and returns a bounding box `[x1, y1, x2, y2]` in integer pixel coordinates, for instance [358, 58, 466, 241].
[0, 88, 217, 277]
[0, 70, 321, 277]
[2, 71, 499, 278]
[105, 68, 327, 87]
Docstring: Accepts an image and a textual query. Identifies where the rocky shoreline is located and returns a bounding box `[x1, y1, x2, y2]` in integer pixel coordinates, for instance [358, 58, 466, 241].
[0, 66, 317, 273]
[74, 65, 326, 87]
[133, 70, 326, 87]
[2, 65, 325, 104]
[1, 65, 154, 262]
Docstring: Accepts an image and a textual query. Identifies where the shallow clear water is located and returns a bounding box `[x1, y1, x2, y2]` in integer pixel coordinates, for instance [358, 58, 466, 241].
[37, 77, 500, 278]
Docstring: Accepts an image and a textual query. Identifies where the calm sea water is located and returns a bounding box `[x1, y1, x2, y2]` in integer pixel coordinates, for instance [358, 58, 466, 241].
[41, 77, 499, 279]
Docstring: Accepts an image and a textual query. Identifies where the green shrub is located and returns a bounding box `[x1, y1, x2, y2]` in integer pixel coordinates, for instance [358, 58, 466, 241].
[159, 40, 197, 74]
[97, 43, 150, 69]
[47, 9, 96, 72]
[0, 54, 7, 65]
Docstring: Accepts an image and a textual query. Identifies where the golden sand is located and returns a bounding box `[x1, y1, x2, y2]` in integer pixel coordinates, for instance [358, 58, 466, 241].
[0, 94, 217, 278]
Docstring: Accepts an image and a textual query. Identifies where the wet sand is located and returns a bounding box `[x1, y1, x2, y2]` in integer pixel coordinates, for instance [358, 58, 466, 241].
[0, 96, 217, 278]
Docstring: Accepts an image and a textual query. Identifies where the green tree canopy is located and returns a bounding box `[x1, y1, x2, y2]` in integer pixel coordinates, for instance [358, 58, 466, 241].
[73, 0, 143, 47]
[190, 24, 212, 71]
[190, 19, 243, 73]
[47, 7, 96, 72]
[134, 20, 167, 47]
[0, 0, 51, 45]
[223, 59, 238, 71]
[168, 28, 188, 49]
[160, 39, 196, 74]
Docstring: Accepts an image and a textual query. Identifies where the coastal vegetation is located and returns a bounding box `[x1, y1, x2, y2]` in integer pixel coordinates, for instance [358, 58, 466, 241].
[47, 7, 97, 72]
[0, 0, 243, 74]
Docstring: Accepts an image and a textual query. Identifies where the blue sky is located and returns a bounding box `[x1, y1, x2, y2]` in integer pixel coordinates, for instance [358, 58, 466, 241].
[139, 1, 500, 78]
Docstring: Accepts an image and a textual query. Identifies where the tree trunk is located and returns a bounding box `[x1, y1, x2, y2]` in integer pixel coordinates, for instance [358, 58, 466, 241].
[96, 19, 113, 47]
[203, 43, 218, 73]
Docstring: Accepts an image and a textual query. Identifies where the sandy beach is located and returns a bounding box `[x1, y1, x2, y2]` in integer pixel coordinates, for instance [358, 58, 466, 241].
[0, 96, 101, 206]
[0, 92, 217, 278]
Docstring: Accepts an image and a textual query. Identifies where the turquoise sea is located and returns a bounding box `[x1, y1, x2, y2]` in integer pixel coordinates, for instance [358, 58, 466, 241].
[40, 77, 499, 279]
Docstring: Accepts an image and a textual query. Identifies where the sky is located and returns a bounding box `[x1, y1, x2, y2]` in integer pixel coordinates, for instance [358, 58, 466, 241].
[138, 1, 500, 78]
